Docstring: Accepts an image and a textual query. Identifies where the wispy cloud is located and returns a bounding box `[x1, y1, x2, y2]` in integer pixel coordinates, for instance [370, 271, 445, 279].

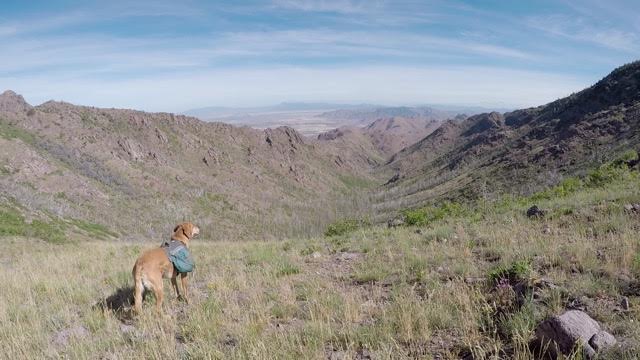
[527, 14, 640, 53]
[0, 0, 634, 110]
[270, 0, 376, 14]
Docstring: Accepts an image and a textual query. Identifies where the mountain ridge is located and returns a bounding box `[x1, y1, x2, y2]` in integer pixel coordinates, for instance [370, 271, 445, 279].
[378, 60, 640, 212]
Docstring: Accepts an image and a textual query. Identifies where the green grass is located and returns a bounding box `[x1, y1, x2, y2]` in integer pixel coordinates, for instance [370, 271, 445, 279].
[70, 219, 118, 239]
[0, 120, 37, 144]
[1, 156, 640, 358]
[0, 207, 67, 244]
[324, 218, 367, 237]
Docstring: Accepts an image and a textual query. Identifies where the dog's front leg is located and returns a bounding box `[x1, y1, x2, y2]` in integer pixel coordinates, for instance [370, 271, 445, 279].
[180, 273, 189, 304]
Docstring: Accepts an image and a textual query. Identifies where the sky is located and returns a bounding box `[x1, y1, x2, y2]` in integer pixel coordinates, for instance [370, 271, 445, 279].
[0, 0, 639, 112]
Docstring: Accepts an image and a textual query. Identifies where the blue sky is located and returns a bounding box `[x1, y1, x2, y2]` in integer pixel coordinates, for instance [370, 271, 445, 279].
[1, 0, 638, 112]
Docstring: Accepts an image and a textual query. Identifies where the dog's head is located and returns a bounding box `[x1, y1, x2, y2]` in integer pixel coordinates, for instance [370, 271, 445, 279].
[171, 222, 200, 246]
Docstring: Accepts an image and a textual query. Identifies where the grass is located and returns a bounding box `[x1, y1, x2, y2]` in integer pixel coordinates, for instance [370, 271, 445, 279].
[1, 160, 640, 358]
[0, 207, 67, 244]
[0, 205, 117, 243]
[0, 120, 37, 144]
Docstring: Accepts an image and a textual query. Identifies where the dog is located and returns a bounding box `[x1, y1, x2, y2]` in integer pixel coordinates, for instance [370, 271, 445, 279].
[132, 222, 199, 314]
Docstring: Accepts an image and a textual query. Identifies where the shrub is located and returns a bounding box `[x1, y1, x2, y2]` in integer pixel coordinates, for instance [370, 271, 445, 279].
[586, 164, 628, 187]
[402, 208, 428, 226]
[275, 261, 300, 277]
[324, 218, 364, 237]
[613, 149, 638, 166]
[488, 260, 531, 284]
[402, 201, 467, 226]
[0, 210, 25, 236]
[528, 176, 583, 202]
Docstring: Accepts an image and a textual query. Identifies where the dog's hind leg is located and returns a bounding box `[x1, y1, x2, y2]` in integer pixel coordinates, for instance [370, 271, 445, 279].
[132, 265, 144, 314]
[150, 275, 164, 314]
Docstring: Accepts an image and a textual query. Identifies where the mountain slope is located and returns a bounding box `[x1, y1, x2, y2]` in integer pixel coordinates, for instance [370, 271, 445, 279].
[0, 92, 378, 241]
[316, 116, 445, 164]
[379, 61, 640, 211]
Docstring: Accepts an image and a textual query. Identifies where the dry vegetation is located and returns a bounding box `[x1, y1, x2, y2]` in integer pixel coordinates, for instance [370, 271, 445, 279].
[2, 159, 639, 359]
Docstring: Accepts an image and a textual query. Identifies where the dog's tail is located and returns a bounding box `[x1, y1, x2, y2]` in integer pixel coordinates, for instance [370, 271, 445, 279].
[132, 262, 144, 314]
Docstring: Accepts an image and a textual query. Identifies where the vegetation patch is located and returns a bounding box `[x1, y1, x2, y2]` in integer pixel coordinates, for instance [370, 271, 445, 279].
[70, 219, 118, 239]
[402, 201, 468, 227]
[0, 207, 68, 243]
[324, 218, 368, 237]
[0, 121, 36, 144]
[487, 260, 531, 285]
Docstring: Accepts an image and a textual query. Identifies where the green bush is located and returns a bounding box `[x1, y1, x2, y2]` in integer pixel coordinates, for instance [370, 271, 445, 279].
[402, 201, 467, 226]
[324, 218, 364, 237]
[613, 149, 638, 166]
[488, 260, 531, 284]
[0, 210, 25, 236]
[586, 164, 628, 187]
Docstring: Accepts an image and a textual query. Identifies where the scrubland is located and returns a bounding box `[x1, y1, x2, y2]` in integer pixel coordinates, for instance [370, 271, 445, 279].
[1, 160, 640, 359]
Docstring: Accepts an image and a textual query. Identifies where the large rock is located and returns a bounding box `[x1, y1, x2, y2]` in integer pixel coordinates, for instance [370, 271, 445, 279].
[526, 205, 546, 218]
[535, 310, 616, 358]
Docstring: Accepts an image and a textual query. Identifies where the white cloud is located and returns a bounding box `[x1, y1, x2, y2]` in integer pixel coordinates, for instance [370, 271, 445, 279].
[0, 28, 537, 78]
[270, 0, 376, 14]
[526, 14, 640, 53]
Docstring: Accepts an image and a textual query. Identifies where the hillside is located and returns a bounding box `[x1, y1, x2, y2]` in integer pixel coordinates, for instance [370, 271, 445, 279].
[3, 156, 639, 358]
[317, 116, 444, 160]
[0, 91, 380, 241]
[378, 61, 640, 212]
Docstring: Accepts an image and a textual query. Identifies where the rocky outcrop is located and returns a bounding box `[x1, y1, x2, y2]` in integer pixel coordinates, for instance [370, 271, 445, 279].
[0, 90, 32, 114]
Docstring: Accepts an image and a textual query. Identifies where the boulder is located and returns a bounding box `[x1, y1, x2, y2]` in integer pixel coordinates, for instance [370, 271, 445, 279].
[535, 310, 616, 358]
[589, 330, 616, 351]
[387, 217, 404, 228]
[384, 173, 401, 185]
[623, 203, 640, 213]
[526, 205, 546, 218]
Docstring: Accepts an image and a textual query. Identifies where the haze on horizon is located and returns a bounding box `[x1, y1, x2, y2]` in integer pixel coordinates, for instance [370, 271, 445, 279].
[1, 0, 638, 113]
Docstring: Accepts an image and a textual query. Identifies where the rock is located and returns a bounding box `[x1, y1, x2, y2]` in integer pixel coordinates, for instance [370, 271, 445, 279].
[526, 205, 546, 218]
[623, 203, 640, 213]
[589, 331, 617, 351]
[53, 325, 89, 347]
[543, 225, 552, 234]
[384, 173, 401, 185]
[387, 217, 404, 228]
[337, 252, 360, 261]
[621, 296, 630, 311]
[535, 310, 616, 358]
[464, 277, 485, 285]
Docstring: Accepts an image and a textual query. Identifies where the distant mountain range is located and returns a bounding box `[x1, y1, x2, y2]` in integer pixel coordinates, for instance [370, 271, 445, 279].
[183, 102, 374, 119]
[184, 103, 507, 122]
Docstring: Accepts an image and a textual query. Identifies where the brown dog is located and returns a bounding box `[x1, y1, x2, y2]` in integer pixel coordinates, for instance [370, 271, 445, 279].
[132, 222, 200, 313]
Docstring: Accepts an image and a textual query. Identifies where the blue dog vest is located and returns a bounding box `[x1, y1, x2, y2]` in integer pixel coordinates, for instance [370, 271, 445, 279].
[161, 240, 195, 273]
